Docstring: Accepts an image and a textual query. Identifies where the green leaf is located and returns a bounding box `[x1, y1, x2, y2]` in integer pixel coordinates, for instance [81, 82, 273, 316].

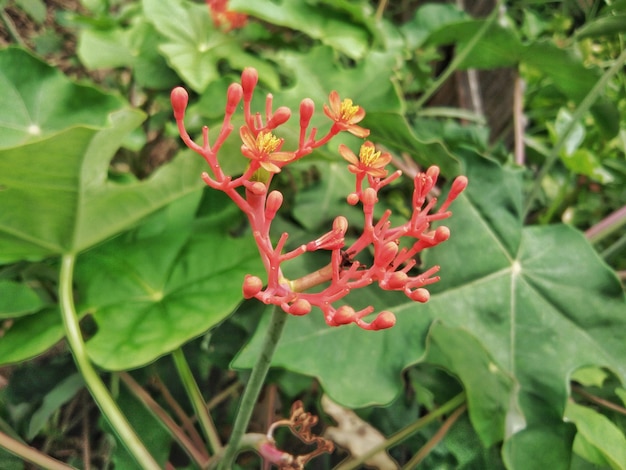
[425, 323, 519, 447]
[14, 0, 46, 24]
[234, 154, 626, 463]
[229, 0, 373, 59]
[0, 117, 212, 261]
[0, 280, 46, 318]
[74, 193, 263, 370]
[0, 307, 65, 366]
[566, 402, 626, 469]
[77, 20, 179, 89]
[27, 373, 84, 439]
[143, 0, 279, 92]
[0, 47, 126, 148]
[503, 423, 576, 469]
[575, 14, 626, 39]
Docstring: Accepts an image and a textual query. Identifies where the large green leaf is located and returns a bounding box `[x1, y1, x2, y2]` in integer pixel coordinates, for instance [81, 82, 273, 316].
[0, 47, 125, 148]
[229, 0, 373, 59]
[142, 0, 279, 92]
[74, 193, 263, 370]
[234, 155, 626, 463]
[77, 19, 178, 90]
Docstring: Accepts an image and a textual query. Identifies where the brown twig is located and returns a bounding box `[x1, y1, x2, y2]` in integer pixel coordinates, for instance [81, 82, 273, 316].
[402, 403, 467, 469]
[119, 372, 210, 467]
[572, 385, 626, 416]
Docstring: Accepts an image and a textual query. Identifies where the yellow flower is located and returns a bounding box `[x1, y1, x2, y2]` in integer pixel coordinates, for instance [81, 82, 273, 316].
[240, 126, 294, 173]
[323, 91, 369, 138]
[339, 141, 391, 178]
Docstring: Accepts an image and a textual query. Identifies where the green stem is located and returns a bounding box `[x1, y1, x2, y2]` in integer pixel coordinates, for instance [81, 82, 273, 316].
[172, 348, 223, 455]
[334, 392, 466, 470]
[59, 254, 160, 470]
[218, 304, 288, 469]
[414, 4, 500, 110]
[523, 47, 626, 218]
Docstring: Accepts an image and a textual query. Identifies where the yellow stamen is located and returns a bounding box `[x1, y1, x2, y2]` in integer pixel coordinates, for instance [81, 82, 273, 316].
[339, 99, 359, 121]
[359, 144, 381, 166]
[256, 131, 281, 154]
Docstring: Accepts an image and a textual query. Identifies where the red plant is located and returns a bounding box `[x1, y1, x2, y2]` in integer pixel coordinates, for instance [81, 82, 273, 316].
[171, 68, 467, 330]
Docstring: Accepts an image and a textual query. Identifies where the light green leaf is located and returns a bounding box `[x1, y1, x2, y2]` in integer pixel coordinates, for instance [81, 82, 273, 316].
[571, 367, 609, 388]
[77, 20, 178, 89]
[0, 280, 46, 319]
[0, 47, 126, 148]
[229, 0, 373, 59]
[143, 0, 279, 92]
[74, 193, 263, 370]
[566, 402, 626, 470]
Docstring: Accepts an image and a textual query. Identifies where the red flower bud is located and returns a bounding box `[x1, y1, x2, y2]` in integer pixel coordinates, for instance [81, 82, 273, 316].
[171, 87, 189, 120]
[333, 306, 356, 325]
[449, 175, 468, 201]
[267, 106, 291, 128]
[241, 67, 258, 101]
[408, 288, 430, 303]
[333, 216, 348, 233]
[387, 271, 408, 289]
[346, 193, 359, 205]
[265, 190, 284, 220]
[226, 83, 243, 115]
[434, 226, 450, 242]
[375, 241, 399, 268]
[369, 311, 396, 330]
[288, 299, 311, 316]
[362, 187, 377, 206]
[299, 98, 315, 128]
[242, 275, 263, 298]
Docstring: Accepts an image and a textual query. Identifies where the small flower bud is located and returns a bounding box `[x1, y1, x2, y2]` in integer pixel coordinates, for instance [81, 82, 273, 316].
[375, 241, 399, 268]
[241, 67, 258, 101]
[171, 87, 189, 120]
[248, 181, 267, 196]
[362, 187, 378, 206]
[299, 98, 315, 128]
[242, 275, 263, 298]
[333, 306, 356, 325]
[426, 165, 440, 182]
[226, 83, 243, 115]
[370, 311, 396, 330]
[448, 175, 468, 201]
[434, 226, 450, 242]
[265, 190, 284, 220]
[408, 288, 430, 303]
[387, 271, 408, 289]
[288, 299, 311, 316]
[347, 193, 359, 205]
[267, 106, 291, 128]
[333, 216, 348, 233]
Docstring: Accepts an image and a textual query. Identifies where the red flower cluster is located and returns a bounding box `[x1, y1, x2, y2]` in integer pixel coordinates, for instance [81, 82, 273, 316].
[206, 0, 247, 31]
[171, 68, 467, 330]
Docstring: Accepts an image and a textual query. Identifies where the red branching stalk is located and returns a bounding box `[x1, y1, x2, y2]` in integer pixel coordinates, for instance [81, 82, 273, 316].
[171, 68, 467, 331]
